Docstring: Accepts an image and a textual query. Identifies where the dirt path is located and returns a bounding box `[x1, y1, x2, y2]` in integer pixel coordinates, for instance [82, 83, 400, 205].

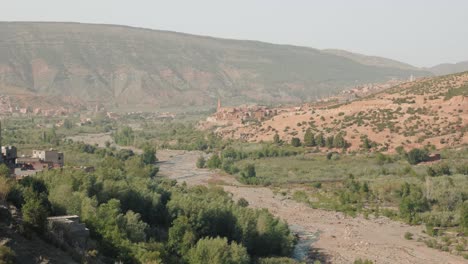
[158, 151, 467, 264]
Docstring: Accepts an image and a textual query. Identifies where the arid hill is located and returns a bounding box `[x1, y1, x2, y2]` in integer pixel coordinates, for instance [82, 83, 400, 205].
[205, 72, 468, 152]
[428, 61, 468, 76]
[0, 22, 430, 110]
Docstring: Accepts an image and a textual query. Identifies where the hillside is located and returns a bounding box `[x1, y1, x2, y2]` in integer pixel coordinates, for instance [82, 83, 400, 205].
[0, 22, 430, 110]
[429, 61, 468, 76]
[322, 49, 419, 70]
[205, 72, 468, 152]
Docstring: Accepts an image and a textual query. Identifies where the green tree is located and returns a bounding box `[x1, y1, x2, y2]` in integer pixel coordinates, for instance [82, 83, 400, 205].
[325, 135, 334, 148]
[123, 210, 148, 243]
[461, 202, 468, 233]
[406, 148, 430, 165]
[141, 146, 157, 165]
[333, 133, 347, 148]
[315, 133, 325, 147]
[196, 156, 206, 168]
[290, 137, 301, 147]
[303, 129, 315, 146]
[63, 119, 73, 129]
[168, 216, 197, 256]
[207, 154, 222, 169]
[273, 133, 280, 145]
[242, 164, 256, 178]
[22, 193, 49, 233]
[113, 126, 135, 146]
[0, 164, 10, 178]
[187, 237, 250, 264]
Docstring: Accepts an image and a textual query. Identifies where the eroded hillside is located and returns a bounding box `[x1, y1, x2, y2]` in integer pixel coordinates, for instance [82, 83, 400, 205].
[206, 72, 468, 152]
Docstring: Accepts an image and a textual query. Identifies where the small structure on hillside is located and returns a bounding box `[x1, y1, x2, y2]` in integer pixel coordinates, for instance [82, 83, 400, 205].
[15, 149, 64, 178]
[207, 98, 277, 125]
[32, 149, 64, 167]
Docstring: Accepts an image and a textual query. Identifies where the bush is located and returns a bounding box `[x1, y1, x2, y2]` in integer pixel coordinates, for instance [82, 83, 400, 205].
[404, 232, 413, 240]
[426, 163, 451, 176]
[187, 237, 250, 264]
[0, 245, 15, 264]
[354, 259, 373, 264]
[456, 163, 468, 175]
[196, 156, 206, 168]
[406, 148, 430, 165]
[291, 137, 301, 147]
[237, 198, 249, 208]
[206, 154, 222, 169]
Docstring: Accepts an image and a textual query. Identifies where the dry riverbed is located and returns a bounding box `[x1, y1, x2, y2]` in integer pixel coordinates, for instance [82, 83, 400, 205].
[158, 150, 466, 264]
[67, 133, 466, 263]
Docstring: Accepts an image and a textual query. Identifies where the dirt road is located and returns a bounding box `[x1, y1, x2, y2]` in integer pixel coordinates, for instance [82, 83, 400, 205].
[158, 150, 467, 264]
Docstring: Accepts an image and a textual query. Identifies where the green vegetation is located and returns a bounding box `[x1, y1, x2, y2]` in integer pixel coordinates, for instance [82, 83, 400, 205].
[0, 245, 15, 264]
[5, 149, 296, 263]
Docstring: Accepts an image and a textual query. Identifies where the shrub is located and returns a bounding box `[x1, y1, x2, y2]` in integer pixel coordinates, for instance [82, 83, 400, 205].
[291, 137, 301, 147]
[206, 154, 222, 169]
[404, 232, 413, 240]
[196, 156, 206, 168]
[0, 245, 15, 264]
[187, 237, 250, 264]
[406, 148, 430, 165]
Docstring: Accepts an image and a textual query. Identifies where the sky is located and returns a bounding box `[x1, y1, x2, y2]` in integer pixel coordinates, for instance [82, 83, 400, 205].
[1, 0, 467, 67]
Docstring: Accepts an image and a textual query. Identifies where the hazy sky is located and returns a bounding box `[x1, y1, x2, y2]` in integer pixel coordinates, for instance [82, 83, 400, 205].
[1, 0, 467, 67]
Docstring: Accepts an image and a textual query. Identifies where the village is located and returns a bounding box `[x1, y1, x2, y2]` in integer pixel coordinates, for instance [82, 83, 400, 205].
[0, 122, 92, 259]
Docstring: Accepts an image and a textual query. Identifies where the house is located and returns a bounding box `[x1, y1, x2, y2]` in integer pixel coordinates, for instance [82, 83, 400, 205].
[32, 149, 64, 167]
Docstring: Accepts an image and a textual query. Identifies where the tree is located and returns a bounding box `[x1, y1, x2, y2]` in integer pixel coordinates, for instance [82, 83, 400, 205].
[315, 133, 325, 147]
[22, 193, 49, 233]
[406, 148, 430, 165]
[113, 126, 135, 146]
[0, 176, 12, 202]
[237, 198, 249, 207]
[141, 146, 157, 165]
[325, 135, 334, 148]
[63, 119, 73, 129]
[207, 154, 222, 169]
[242, 164, 256, 178]
[461, 202, 468, 234]
[0, 164, 11, 178]
[303, 129, 315, 147]
[187, 237, 250, 264]
[168, 216, 197, 256]
[398, 183, 429, 224]
[333, 133, 347, 149]
[273, 133, 280, 145]
[290, 137, 301, 147]
[123, 210, 148, 243]
[196, 156, 206, 168]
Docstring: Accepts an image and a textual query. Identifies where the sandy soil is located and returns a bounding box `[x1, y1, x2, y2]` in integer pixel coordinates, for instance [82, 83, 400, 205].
[158, 150, 467, 264]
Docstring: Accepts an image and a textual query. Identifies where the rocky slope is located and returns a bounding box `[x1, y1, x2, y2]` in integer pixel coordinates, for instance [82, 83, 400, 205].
[206, 71, 468, 152]
[0, 22, 430, 110]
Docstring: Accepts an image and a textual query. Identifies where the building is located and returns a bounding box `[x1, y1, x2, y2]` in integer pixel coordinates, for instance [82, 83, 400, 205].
[32, 149, 64, 167]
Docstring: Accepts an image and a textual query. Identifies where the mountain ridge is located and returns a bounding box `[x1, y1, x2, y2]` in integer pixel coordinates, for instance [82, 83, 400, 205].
[0, 21, 431, 110]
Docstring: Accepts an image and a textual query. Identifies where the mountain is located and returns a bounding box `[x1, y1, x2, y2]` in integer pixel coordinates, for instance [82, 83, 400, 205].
[205, 72, 468, 152]
[322, 49, 419, 70]
[429, 61, 468, 76]
[0, 22, 431, 110]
